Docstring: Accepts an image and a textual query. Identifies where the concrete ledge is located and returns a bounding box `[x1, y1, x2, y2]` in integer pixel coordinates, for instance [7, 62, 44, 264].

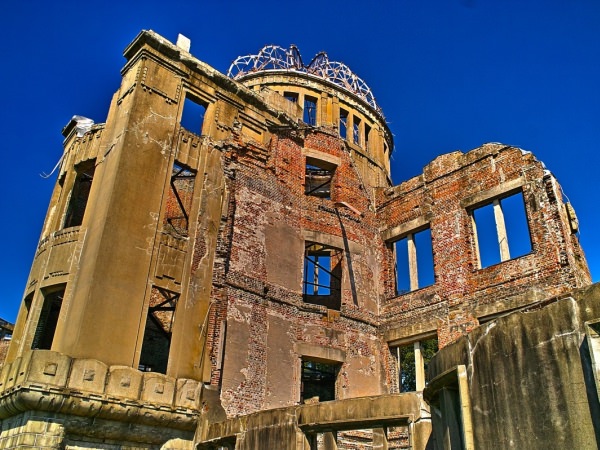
[200, 393, 428, 443]
[0, 350, 200, 431]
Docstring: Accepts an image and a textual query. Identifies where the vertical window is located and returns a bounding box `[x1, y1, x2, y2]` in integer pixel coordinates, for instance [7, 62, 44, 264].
[303, 96, 318, 126]
[32, 288, 64, 350]
[395, 227, 434, 295]
[364, 123, 371, 150]
[283, 91, 299, 103]
[392, 338, 438, 392]
[301, 358, 340, 402]
[64, 160, 95, 228]
[139, 287, 179, 374]
[353, 116, 361, 146]
[470, 191, 532, 269]
[163, 162, 196, 237]
[305, 157, 335, 199]
[180, 95, 207, 135]
[303, 242, 342, 310]
[339, 108, 348, 140]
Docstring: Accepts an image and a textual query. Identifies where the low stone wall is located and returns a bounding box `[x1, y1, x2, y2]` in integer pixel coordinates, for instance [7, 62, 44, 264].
[197, 393, 433, 449]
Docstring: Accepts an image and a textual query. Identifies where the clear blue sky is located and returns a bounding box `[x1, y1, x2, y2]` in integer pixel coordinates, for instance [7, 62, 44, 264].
[1, 0, 599, 322]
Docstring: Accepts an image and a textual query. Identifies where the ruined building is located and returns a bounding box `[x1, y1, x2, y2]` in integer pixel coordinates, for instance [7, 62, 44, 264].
[0, 30, 598, 449]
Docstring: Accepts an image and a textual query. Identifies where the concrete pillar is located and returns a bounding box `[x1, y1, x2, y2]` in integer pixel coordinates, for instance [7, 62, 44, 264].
[51, 53, 180, 367]
[493, 199, 510, 261]
[414, 341, 425, 391]
[322, 432, 338, 450]
[373, 427, 389, 450]
[408, 234, 419, 291]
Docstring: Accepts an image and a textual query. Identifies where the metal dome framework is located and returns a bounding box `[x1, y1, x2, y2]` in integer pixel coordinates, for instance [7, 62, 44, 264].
[227, 45, 382, 114]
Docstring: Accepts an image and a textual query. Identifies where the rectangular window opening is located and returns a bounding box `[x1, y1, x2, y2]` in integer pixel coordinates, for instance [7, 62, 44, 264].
[64, 160, 95, 229]
[353, 116, 361, 146]
[364, 123, 371, 150]
[303, 96, 318, 126]
[301, 358, 340, 403]
[180, 95, 208, 135]
[303, 242, 342, 310]
[305, 157, 335, 199]
[284, 91, 299, 103]
[470, 191, 532, 269]
[339, 108, 348, 140]
[139, 287, 179, 374]
[392, 337, 438, 392]
[394, 227, 434, 295]
[163, 162, 196, 237]
[32, 288, 65, 350]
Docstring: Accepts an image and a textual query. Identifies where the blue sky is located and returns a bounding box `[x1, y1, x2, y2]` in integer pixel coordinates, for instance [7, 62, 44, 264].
[1, 0, 599, 322]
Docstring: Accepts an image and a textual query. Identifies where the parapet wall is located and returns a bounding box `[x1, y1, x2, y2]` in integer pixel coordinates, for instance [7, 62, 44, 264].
[0, 350, 199, 447]
[196, 393, 432, 449]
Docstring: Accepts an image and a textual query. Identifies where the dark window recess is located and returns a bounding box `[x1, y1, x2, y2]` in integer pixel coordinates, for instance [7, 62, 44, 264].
[364, 123, 371, 150]
[180, 95, 207, 135]
[32, 289, 64, 350]
[301, 359, 339, 402]
[339, 108, 348, 139]
[284, 91, 299, 103]
[471, 191, 532, 268]
[305, 158, 335, 199]
[353, 117, 361, 146]
[395, 227, 435, 295]
[139, 287, 179, 374]
[303, 96, 318, 126]
[64, 160, 95, 228]
[303, 243, 342, 310]
[163, 163, 196, 237]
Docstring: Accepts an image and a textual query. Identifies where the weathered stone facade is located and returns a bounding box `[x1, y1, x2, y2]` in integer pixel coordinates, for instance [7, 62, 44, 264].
[0, 30, 595, 449]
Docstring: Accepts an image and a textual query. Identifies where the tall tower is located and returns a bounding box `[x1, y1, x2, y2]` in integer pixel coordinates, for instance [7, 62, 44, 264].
[5, 29, 395, 440]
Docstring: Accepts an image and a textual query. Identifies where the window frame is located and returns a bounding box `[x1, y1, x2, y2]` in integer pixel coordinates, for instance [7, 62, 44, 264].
[303, 242, 342, 310]
[390, 335, 438, 392]
[391, 225, 435, 295]
[466, 188, 532, 269]
[304, 153, 339, 200]
[303, 95, 318, 126]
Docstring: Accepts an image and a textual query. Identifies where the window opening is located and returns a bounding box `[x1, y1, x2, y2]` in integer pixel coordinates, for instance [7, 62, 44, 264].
[305, 157, 335, 199]
[139, 287, 179, 374]
[364, 123, 371, 150]
[470, 191, 532, 269]
[303, 96, 318, 126]
[163, 162, 196, 237]
[395, 227, 434, 295]
[64, 160, 95, 228]
[180, 95, 207, 135]
[392, 338, 438, 392]
[301, 358, 340, 403]
[284, 91, 299, 103]
[353, 116, 361, 146]
[303, 242, 342, 310]
[32, 288, 64, 350]
[339, 108, 348, 140]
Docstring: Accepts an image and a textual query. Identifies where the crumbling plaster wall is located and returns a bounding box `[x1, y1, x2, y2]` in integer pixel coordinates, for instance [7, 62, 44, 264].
[377, 143, 590, 348]
[217, 124, 390, 416]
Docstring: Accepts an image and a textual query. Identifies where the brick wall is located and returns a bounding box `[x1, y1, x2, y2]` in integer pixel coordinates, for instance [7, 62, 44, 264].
[377, 143, 590, 347]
